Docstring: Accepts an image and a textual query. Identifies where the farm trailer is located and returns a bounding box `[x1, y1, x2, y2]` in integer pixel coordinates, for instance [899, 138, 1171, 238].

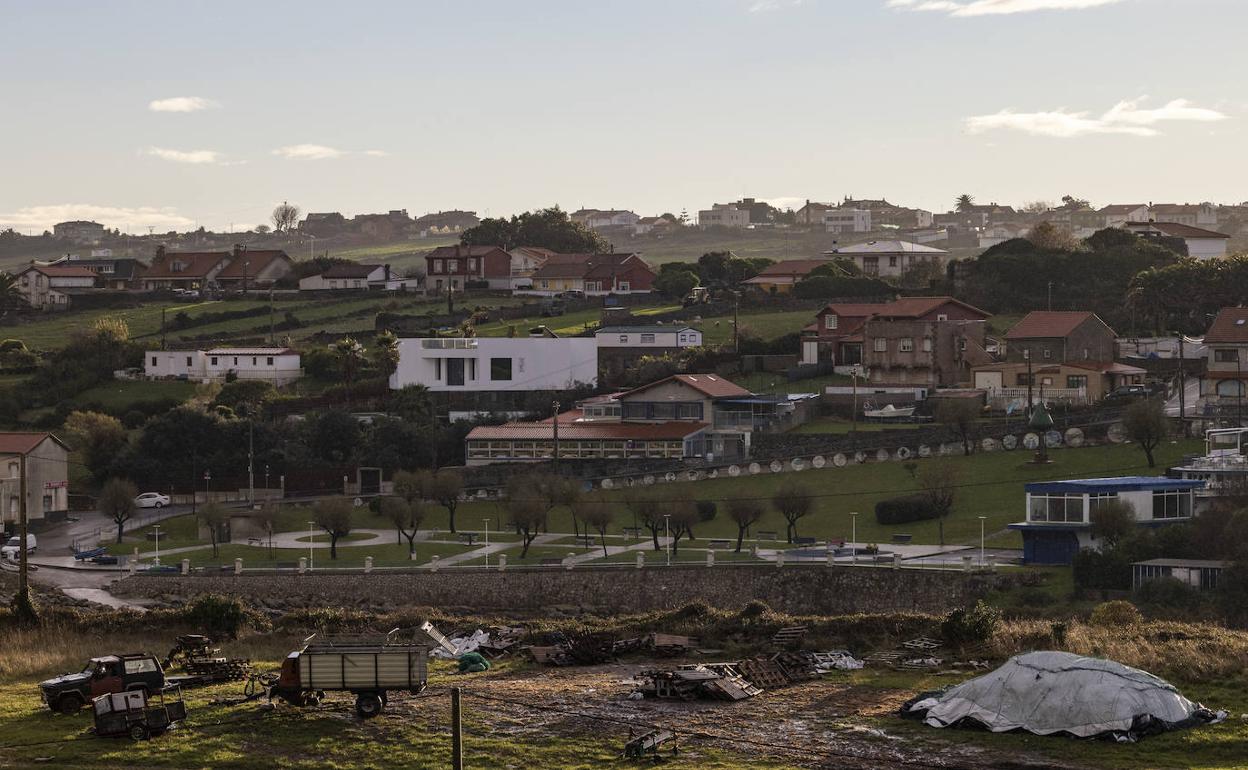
[262, 623, 455, 718]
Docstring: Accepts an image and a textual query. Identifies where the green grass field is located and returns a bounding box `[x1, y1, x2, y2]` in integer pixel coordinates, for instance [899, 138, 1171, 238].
[71, 380, 198, 411]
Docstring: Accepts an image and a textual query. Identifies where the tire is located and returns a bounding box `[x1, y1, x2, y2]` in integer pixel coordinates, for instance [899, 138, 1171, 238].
[154, 501, 163, 509]
[355, 693, 383, 719]
[57, 693, 84, 715]
[129, 724, 150, 741]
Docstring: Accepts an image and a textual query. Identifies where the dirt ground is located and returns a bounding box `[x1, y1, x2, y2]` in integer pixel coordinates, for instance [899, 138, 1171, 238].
[408, 662, 1090, 770]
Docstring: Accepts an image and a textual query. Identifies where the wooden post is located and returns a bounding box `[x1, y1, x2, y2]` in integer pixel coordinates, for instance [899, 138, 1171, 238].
[16, 453, 30, 615]
[451, 687, 463, 770]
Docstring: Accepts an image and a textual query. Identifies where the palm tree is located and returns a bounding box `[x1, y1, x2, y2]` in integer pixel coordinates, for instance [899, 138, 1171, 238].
[0, 272, 26, 317]
[331, 336, 366, 406]
[371, 330, 400, 378]
[955, 194, 975, 213]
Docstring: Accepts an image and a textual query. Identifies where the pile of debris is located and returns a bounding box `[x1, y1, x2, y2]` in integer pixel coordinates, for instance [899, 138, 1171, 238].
[638, 649, 864, 702]
[163, 635, 251, 684]
[528, 632, 698, 667]
[864, 636, 989, 672]
[429, 626, 525, 660]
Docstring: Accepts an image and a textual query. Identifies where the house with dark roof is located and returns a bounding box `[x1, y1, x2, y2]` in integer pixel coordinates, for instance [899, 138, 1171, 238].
[14, 263, 99, 310]
[971, 311, 1143, 404]
[139, 248, 231, 291]
[214, 248, 293, 289]
[424, 245, 513, 291]
[527, 253, 654, 296]
[741, 258, 835, 293]
[1124, 221, 1230, 260]
[0, 432, 71, 525]
[48, 257, 145, 290]
[1199, 307, 1248, 407]
[298, 263, 392, 291]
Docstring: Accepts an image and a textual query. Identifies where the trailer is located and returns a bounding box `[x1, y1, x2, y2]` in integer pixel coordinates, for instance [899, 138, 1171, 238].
[92, 687, 186, 741]
[263, 623, 454, 718]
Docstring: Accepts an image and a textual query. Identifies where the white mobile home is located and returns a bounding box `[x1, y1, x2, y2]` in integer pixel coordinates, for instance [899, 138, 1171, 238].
[145, 348, 303, 386]
[389, 337, 597, 392]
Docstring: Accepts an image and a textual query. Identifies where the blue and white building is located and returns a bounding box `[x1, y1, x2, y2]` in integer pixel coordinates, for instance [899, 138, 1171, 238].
[1009, 477, 1205, 565]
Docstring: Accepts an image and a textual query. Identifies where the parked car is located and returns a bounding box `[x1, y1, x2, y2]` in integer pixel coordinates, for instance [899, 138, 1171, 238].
[1, 534, 37, 560]
[1103, 385, 1150, 404]
[40, 653, 167, 714]
[134, 492, 170, 509]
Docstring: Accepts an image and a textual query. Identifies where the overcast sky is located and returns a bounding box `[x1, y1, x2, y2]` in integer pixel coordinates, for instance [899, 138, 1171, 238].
[2, 0, 1245, 233]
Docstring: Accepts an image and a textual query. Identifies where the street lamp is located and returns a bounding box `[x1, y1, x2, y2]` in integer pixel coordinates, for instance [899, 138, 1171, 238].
[664, 515, 671, 566]
[153, 525, 161, 567]
[551, 400, 561, 469]
[483, 518, 491, 568]
[308, 521, 315, 572]
[203, 469, 212, 505]
[978, 516, 986, 568]
[849, 511, 858, 564]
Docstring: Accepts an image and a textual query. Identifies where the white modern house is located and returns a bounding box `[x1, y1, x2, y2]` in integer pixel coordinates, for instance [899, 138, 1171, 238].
[824, 208, 872, 234]
[697, 204, 749, 229]
[145, 347, 303, 386]
[389, 337, 598, 392]
[1124, 221, 1230, 261]
[826, 240, 948, 279]
[595, 325, 703, 349]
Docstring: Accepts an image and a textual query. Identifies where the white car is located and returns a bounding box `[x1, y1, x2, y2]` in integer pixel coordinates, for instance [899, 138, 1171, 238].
[1, 534, 37, 560]
[134, 492, 171, 509]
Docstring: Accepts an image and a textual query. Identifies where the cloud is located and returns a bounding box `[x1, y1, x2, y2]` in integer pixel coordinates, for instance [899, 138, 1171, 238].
[0, 204, 194, 233]
[362, 149, 389, 157]
[146, 147, 224, 164]
[749, 0, 802, 12]
[965, 97, 1228, 138]
[887, 0, 1126, 16]
[148, 96, 218, 113]
[273, 144, 345, 160]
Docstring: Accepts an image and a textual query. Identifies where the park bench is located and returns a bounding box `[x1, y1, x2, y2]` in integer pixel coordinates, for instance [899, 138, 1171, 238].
[458, 532, 478, 546]
[575, 535, 596, 547]
[709, 539, 732, 550]
[756, 530, 778, 541]
[793, 536, 818, 547]
[891, 534, 913, 544]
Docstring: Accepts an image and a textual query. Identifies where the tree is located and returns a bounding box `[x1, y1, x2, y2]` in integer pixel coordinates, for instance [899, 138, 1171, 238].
[1123, 398, 1167, 468]
[429, 470, 464, 532]
[99, 478, 137, 544]
[331, 337, 366, 406]
[916, 459, 960, 546]
[955, 194, 975, 213]
[573, 491, 615, 558]
[390, 384, 435, 425]
[0, 272, 25, 316]
[254, 224, 271, 235]
[460, 207, 607, 253]
[1028, 221, 1078, 251]
[381, 496, 426, 555]
[1022, 201, 1053, 214]
[254, 503, 281, 558]
[391, 469, 425, 506]
[936, 399, 979, 456]
[623, 486, 665, 551]
[728, 498, 765, 554]
[305, 409, 360, 464]
[371, 330, 401, 379]
[1090, 499, 1136, 550]
[271, 201, 301, 234]
[199, 503, 227, 558]
[503, 476, 546, 558]
[654, 269, 699, 299]
[772, 481, 814, 543]
[62, 411, 127, 481]
[313, 497, 355, 559]
[212, 380, 275, 414]
[660, 490, 699, 555]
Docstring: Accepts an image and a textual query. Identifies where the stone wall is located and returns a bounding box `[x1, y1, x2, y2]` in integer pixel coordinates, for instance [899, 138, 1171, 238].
[112, 564, 1009, 616]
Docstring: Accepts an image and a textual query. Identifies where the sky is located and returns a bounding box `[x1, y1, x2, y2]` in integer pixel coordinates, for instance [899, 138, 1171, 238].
[2, 0, 1246, 233]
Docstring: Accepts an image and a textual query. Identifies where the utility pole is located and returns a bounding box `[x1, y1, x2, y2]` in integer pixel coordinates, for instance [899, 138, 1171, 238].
[732, 291, 740, 354]
[1177, 333, 1187, 438]
[268, 285, 275, 344]
[1047, 282, 1053, 312]
[551, 401, 561, 471]
[248, 414, 255, 506]
[15, 453, 32, 620]
[1025, 348, 1034, 416]
[160, 307, 167, 349]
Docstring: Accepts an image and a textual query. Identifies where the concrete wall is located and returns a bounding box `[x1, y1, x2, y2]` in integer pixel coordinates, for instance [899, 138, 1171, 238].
[112, 564, 1008, 616]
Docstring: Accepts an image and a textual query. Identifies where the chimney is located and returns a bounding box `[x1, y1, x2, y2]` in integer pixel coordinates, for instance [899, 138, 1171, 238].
[156, 245, 166, 260]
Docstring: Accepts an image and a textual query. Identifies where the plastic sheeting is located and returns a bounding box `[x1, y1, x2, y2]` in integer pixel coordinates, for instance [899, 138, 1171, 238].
[904, 651, 1224, 741]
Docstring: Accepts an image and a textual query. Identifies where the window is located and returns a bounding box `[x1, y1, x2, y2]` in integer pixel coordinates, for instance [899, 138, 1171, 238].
[1216, 349, 1240, 363]
[936, 314, 948, 321]
[617, 334, 628, 344]
[468, 258, 477, 271]
[233, 357, 239, 365]
[42, 495, 51, 512]
[151, 356, 157, 366]
[1042, 348, 1052, 359]
[1083, 348, 1091, 360]
[468, 358, 477, 380]
[1041, 377, 1053, 386]
[874, 338, 887, 352]
[490, 357, 512, 381]
[252, 357, 258, 366]
[888, 256, 898, 268]
[1088, 493, 1118, 518]
[1028, 494, 1084, 523]
[1067, 375, 1088, 389]
[210, 357, 218, 366]
[123, 658, 159, 675]
[1152, 490, 1192, 519]
[7, 462, 17, 478]
[446, 358, 466, 386]
[1016, 373, 1033, 386]
[677, 403, 703, 419]
[898, 338, 914, 352]
[267, 357, 274, 365]
[434, 358, 442, 380]
[641, 334, 656, 344]
[922, 338, 933, 352]
[825, 315, 838, 330]
[185, 356, 192, 367]
[619, 281, 631, 292]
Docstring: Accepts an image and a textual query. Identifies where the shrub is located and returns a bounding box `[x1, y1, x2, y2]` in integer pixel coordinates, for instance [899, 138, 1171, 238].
[941, 600, 1001, 646]
[738, 600, 772, 620]
[696, 500, 718, 523]
[1072, 547, 1133, 591]
[1089, 600, 1143, 627]
[874, 495, 939, 525]
[122, 410, 147, 429]
[1136, 577, 1201, 609]
[173, 594, 263, 639]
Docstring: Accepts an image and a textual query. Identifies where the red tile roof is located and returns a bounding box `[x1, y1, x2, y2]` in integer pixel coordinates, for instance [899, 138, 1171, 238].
[619, 374, 751, 400]
[745, 259, 833, 280]
[0, 432, 67, 455]
[467, 421, 707, 441]
[1125, 221, 1230, 239]
[530, 253, 649, 280]
[876, 297, 990, 319]
[1004, 311, 1107, 340]
[1203, 308, 1248, 344]
[142, 252, 230, 279]
[215, 250, 290, 279]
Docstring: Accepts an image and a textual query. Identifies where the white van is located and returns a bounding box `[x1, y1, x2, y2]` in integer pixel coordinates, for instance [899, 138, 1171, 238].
[1, 534, 37, 560]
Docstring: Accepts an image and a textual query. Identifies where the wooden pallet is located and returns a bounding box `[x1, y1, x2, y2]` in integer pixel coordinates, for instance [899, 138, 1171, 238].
[770, 626, 809, 648]
[901, 636, 943, 652]
[737, 657, 789, 689]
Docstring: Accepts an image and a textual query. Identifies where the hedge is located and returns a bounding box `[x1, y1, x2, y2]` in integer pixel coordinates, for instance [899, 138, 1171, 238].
[874, 495, 940, 525]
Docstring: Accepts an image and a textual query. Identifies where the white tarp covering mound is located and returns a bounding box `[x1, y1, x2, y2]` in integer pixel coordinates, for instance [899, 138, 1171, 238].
[903, 651, 1223, 741]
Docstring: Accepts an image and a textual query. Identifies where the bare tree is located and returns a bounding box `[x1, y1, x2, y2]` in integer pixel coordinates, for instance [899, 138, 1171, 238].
[313, 497, 355, 560]
[572, 491, 615, 558]
[1123, 398, 1168, 468]
[728, 498, 765, 554]
[430, 470, 464, 532]
[271, 201, 301, 234]
[936, 399, 979, 456]
[504, 476, 546, 558]
[916, 459, 960, 546]
[99, 478, 137, 544]
[772, 481, 815, 543]
[381, 496, 426, 555]
[1089, 499, 1135, 549]
[254, 502, 282, 558]
[659, 490, 699, 555]
[198, 503, 227, 558]
[623, 486, 665, 551]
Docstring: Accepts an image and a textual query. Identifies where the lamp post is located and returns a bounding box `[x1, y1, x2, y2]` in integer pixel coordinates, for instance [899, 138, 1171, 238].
[1175, 332, 1187, 438]
[664, 515, 671, 567]
[308, 521, 315, 572]
[978, 516, 986, 568]
[483, 518, 491, 568]
[153, 525, 161, 567]
[850, 511, 858, 564]
[551, 401, 562, 470]
[203, 469, 211, 505]
[1029, 398, 1054, 464]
